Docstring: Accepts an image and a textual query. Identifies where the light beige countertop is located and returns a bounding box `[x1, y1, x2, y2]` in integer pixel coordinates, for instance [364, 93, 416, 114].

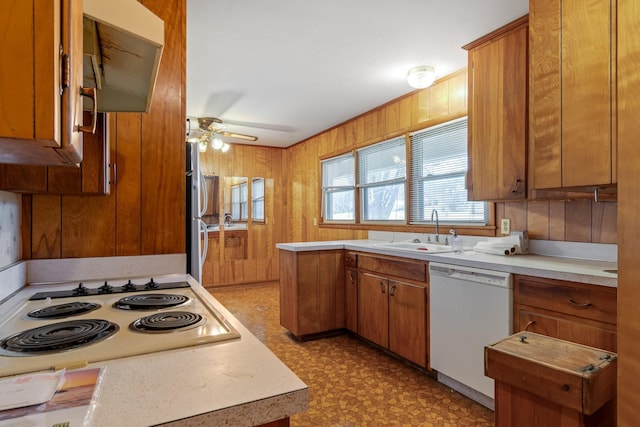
[0, 265, 308, 427]
[90, 279, 308, 426]
[276, 239, 617, 287]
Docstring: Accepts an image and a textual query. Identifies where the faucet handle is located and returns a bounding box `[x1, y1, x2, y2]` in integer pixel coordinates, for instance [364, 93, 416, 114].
[449, 229, 457, 237]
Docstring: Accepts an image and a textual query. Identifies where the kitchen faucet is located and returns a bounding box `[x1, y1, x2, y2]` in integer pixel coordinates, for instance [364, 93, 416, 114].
[431, 209, 439, 242]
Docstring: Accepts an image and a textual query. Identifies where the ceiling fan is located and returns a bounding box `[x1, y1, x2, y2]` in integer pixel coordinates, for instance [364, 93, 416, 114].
[187, 117, 258, 144]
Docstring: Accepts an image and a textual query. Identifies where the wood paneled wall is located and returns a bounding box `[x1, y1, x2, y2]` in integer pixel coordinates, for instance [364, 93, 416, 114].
[199, 145, 286, 287]
[496, 199, 617, 243]
[23, 0, 186, 259]
[616, 0, 640, 422]
[284, 69, 469, 244]
[282, 68, 617, 246]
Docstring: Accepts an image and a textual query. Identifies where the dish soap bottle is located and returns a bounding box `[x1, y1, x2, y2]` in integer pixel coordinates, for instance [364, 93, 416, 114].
[449, 229, 463, 253]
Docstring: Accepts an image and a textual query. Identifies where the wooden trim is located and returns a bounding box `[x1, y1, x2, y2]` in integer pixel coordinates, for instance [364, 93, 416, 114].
[462, 14, 529, 50]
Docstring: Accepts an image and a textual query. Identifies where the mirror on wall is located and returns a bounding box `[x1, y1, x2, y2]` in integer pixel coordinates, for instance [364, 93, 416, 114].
[203, 175, 220, 226]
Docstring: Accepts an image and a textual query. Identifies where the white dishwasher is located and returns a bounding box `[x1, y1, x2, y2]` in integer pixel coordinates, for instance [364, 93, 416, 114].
[429, 262, 513, 409]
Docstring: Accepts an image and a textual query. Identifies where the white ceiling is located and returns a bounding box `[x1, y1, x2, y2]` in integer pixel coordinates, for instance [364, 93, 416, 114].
[186, 0, 529, 148]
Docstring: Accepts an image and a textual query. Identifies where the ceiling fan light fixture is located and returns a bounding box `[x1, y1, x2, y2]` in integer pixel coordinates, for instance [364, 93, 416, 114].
[211, 137, 224, 150]
[198, 140, 208, 152]
[407, 65, 436, 89]
[221, 143, 230, 153]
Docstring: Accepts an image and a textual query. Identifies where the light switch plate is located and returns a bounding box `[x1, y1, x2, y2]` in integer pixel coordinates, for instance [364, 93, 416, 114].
[500, 218, 511, 235]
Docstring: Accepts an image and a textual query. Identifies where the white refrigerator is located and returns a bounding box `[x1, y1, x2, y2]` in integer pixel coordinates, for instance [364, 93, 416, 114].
[186, 142, 209, 283]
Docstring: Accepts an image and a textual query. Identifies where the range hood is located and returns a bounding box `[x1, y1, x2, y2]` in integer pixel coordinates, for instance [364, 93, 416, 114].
[83, 0, 164, 113]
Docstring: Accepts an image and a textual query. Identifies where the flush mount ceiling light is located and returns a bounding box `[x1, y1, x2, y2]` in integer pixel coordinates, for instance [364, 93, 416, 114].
[407, 65, 436, 89]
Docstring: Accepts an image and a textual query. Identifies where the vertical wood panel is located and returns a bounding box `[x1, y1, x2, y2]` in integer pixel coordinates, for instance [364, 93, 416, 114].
[61, 195, 115, 257]
[548, 200, 566, 241]
[564, 199, 592, 242]
[526, 201, 550, 240]
[115, 113, 142, 256]
[591, 202, 617, 244]
[617, 0, 640, 421]
[31, 195, 61, 258]
[140, 0, 185, 255]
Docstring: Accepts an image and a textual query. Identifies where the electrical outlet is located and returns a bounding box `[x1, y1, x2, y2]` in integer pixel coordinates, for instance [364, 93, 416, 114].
[500, 218, 511, 235]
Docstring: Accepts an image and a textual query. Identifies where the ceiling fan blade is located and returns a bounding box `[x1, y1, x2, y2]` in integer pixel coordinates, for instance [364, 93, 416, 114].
[220, 131, 258, 142]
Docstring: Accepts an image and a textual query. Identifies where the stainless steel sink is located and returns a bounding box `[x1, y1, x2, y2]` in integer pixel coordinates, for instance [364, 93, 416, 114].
[374, 241, 455, 253]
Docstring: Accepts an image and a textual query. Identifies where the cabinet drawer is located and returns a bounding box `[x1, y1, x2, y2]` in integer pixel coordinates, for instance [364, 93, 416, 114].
[517, 278, 616, 325]
[358, 254, 427, 283]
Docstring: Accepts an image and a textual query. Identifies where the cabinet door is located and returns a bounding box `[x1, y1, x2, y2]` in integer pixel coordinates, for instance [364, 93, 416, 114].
[0, 0, 86, 166]
[466, 17, 528, 201]
[530, 0, 615, 189]
[389, 281, 427, 368]
[0, 113, 110, 194]
[358, 272, 388, 348]
[345, 268, 358, 333]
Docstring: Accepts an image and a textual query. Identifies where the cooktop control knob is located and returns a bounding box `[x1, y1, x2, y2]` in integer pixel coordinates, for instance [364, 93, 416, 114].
[145, 278, 159, 289]
[72, 283, 89, 296]
[122, 280, 137, 292]
[98, 282, 114, 294]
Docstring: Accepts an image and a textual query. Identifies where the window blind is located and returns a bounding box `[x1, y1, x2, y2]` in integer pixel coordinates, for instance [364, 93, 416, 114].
[357, 136, 406, 221]
[409, 117, 488, 224]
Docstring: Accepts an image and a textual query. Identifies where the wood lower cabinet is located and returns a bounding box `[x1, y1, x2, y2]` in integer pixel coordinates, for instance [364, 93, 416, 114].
[357, 254, 428, 368]
[464, 15, 528, 201]
[279, 250, 345, 338]
[514, 275, 617, 352]
[345, 267, 358, 333]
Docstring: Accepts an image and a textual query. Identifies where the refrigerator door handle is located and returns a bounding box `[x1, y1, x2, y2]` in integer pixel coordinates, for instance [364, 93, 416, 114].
[199, 171, 208, 218]
[200, 219, 209, 268]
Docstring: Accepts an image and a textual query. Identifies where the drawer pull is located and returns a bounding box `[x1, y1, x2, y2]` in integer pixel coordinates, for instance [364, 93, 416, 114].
[524, 320, 536, 331]
[389, 285, 397, 296]
[568, 299, 592, 308]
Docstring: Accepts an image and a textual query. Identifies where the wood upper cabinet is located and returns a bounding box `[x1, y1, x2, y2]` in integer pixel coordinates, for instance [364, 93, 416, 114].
[464, 16, 528, 201]
[0, 0, 92, 166]
[514, 275, 617, 352]
[0, 112, 111, 195]
[279, 250, 345, 338]
[529, 0, 616, 191]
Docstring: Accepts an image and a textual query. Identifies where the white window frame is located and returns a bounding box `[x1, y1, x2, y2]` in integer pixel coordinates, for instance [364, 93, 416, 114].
[321, 153, 355, 223]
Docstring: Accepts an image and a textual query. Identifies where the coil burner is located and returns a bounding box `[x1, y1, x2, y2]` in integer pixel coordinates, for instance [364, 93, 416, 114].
[130, 312, 204, 333]
[26, 302, 101, 319]
[0, 319, 119, 355]
[113, 294, 189, 311]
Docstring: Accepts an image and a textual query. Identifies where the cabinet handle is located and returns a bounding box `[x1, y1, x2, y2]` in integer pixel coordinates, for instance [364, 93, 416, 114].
[79, 87, 98, 134]
[109, 163, 117, 185]
[389, 285, 397, 296]
[568, 299, 592, 308]
[511, 178, 523, 193]
[524, 320, 535, 331]
[379, 281, 385, 293]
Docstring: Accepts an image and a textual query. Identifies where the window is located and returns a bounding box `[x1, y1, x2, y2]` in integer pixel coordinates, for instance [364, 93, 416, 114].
[358, 136, 406, 221]
[231, 181, 248, 221]
[252, 178, 265, 222]
[409, 117, 488, 224]
[321, 154, 355, 221]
